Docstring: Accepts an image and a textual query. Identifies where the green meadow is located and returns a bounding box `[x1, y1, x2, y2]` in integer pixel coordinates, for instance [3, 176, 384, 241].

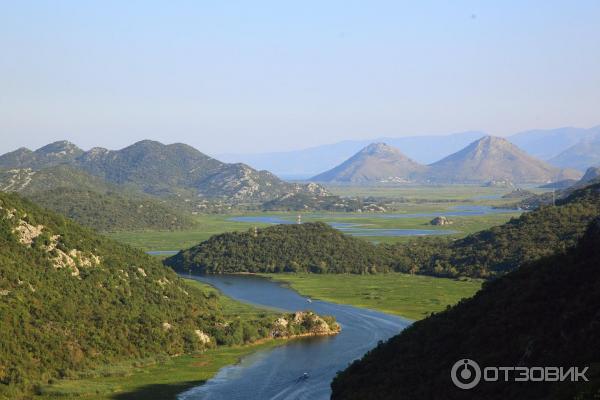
[35, 341, 285, 400]
[108, 211, 519, 249]
[263, 273, 482, 321]
[107, 185, 525, 251]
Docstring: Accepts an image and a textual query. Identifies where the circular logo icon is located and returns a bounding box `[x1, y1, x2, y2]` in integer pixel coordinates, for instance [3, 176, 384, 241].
[451, 359, 481, 389]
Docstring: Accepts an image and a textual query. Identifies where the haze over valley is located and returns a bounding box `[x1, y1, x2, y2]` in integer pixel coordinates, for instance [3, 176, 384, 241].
[3, 2, 600, 400]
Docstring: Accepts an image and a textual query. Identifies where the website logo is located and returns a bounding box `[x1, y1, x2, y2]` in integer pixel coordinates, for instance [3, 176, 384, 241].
[451, 359, 589, 389]
[451, 359, 481, 389]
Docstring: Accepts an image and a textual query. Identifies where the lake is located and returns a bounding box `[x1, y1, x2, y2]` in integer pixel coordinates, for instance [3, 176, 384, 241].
[227, 205, 518, 237]
[178, 274, 410, 400]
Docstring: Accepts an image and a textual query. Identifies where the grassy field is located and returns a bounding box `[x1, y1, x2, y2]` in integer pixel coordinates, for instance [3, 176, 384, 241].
[262, 273, 482, 321]
[108, 210, 521, 249]
[35, 341, 286, 400]
[326, 183, 548, 201]
[35, 279, 281, 400]
[107, 214, 273, 251]
[108, 208, 520, 250]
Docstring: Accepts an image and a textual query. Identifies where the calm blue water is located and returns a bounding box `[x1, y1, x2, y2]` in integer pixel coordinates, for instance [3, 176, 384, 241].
[178, 274, 410, 400]
[227, 205, 517, 237]
[146, 250, 179, 255]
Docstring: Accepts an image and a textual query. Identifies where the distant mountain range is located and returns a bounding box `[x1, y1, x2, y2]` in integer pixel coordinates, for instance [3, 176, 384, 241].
[549, 134, 600, 171]
[219, 126, 600, 177]
[312, 136, 581, 184]
[219, 131, 486, 178]
[425, 136, 579, 183]
[0, 140, 328, 202]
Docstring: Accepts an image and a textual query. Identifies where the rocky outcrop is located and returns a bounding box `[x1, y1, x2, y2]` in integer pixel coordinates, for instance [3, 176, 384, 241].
[2, 205, 101, 276]
[271, 311, 341, 338]
[430, 216, 453, 226]
[194, 330, 212, 344]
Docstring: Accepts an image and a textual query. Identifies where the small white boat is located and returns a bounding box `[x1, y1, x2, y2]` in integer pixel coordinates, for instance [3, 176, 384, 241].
[306, 298, 312, 303]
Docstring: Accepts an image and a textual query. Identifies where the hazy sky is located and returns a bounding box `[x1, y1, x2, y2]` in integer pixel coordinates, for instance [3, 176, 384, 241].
[1, 1, 599, 155]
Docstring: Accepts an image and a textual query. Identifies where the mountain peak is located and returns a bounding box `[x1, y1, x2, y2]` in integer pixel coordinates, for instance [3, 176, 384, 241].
[361, 142, 395, 154]
[428, 135, 581, 183]
[36, 140, 83, 156]
[311, 143, 426, 183]
[474, 135, 512, 148]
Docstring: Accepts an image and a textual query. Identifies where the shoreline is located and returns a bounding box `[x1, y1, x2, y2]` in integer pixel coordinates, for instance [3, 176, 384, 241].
[35, 278, 340, 400]
[36, 338, 291, 400]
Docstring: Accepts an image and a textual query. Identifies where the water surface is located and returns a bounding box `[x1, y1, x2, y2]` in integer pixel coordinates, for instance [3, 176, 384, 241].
[179, 274, 410, 400]
[227, 205, 518, 237]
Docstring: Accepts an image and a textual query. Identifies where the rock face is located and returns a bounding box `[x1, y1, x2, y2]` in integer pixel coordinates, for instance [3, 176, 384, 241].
[430, 216, 452, 226]
[311, 143, 427, 183]
[426, 136, 581, 184]
[271, 311, 340, 338]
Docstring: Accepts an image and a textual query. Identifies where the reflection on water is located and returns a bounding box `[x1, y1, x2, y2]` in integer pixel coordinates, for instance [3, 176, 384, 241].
[178, 274, 410, 400]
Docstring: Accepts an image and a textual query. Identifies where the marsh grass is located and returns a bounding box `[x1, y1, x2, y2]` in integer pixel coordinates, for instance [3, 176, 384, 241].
[263, 273, 482, 320]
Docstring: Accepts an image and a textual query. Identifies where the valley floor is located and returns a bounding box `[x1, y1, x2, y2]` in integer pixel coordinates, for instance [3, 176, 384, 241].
[59, 185, 518, 398]
[108, 201, 523, 250]
[261, 273, 482, 320]
[33, 271, 479, 399]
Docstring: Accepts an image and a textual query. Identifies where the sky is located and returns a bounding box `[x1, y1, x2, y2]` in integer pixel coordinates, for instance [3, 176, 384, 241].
[1, 1, 599, 155]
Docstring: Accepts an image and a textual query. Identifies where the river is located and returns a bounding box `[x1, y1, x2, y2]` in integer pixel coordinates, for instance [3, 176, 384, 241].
[178, 274, 411, 400]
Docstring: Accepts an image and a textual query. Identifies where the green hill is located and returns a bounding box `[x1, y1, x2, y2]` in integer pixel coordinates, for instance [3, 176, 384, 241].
[0, 166, 195, 231]
[386, 182, 600, 278]
[331, 218, 600, 400]
[28, 188, 194, 232]
[167, 184, 600, 279]
[0, 193, 275, 398]
[164, 222, 385, 274]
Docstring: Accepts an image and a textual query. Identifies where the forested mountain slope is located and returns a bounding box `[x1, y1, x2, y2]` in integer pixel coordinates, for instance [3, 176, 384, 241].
[0, 193, 281, 398]
[331, 218, 600, 400]
[0, 166, 195, 231]
[386, 182, 600, 278]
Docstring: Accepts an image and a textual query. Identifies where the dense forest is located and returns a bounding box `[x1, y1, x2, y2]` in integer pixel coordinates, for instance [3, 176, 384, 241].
[28, 187, 195, 232]
[167, 183, 600, 279]
[330, 218, 600, 400]
[386, 182, 600, 278]
[0, 193, 336, 399]
[165, 222, 385, 274]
